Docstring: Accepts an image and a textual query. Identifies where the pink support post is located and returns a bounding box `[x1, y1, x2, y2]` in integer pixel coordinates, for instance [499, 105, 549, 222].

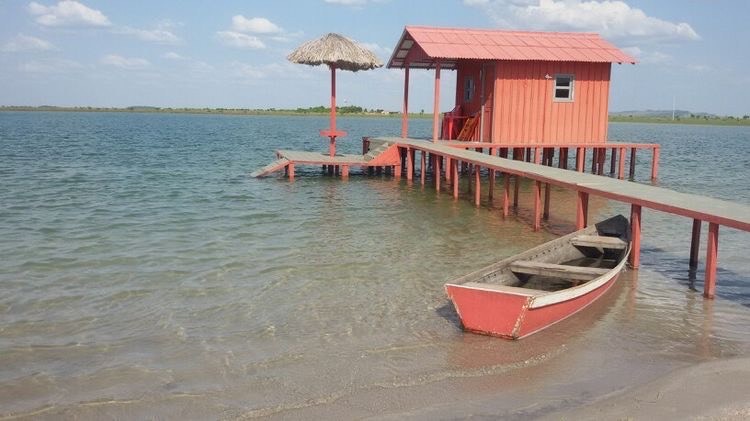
[618, 147, 626, 179]
[704, 222, 719, 298]
[576, 147, 585, 172]
[543, 183, 551, 220]
[503, 174, 510, 217]
[651, 146, 660, 180]
[394, 149, 401, 180]
[453, 159, 459, 199]
[474, 165, 481, 207]
[401, 66, 410, 138]
[435, 155, 441, 191]
[341, 165, 349, 179]
[432, 62, 441, 142]
[405, 148, 413, 180]
[690, 219, 702, 269]
[288, 163, 295, 181]
[630, 204, 642, 268]
[445, 157, 452, 182]
[488, 169, 495, 201]
[576, 191, 588, 230]
[533, 181, 542, 231]
[534, 147, 542, 164]
[421, 151, 426, 186]
[329, 65, 337, 157]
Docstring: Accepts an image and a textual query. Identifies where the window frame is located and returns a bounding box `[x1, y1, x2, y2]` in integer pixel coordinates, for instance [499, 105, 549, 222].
[553, 74, 575, 102]
[464, 77, 475, 102]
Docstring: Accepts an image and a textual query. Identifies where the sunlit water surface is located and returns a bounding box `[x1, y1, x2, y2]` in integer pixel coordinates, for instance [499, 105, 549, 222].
[1, 112, 748, 418]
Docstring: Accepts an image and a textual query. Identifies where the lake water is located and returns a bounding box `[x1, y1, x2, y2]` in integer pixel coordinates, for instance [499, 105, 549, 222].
[1, 112, 748, 419]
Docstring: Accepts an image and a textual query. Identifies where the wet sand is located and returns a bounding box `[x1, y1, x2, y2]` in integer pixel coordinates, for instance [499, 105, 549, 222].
[541, 357, 750, 421]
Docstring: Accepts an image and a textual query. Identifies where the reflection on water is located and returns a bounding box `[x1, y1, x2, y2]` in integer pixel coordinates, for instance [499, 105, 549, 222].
[0, 113, 748, 418]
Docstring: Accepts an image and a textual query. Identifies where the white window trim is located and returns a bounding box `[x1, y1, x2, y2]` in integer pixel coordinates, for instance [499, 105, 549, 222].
[553, 74, 575, 102]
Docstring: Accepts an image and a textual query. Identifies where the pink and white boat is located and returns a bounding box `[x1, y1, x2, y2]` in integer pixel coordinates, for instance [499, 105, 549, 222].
[445, 215, 631, 340]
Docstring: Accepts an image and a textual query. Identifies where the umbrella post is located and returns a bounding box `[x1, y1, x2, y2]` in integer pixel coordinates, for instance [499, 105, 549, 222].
[330, 64, 336, 157]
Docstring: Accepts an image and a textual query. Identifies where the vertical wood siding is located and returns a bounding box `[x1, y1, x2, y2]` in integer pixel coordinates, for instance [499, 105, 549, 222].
[490, 61, 612, 144]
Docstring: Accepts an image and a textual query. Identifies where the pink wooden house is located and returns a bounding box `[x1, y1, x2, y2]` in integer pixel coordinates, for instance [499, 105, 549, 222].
[387, 26, 636, 144]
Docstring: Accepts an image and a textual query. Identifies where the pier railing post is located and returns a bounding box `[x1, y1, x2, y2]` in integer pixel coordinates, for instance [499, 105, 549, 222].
[618, 147, 626, 179]
[704, 222, 719, 299]
[630, 204, 642, 268]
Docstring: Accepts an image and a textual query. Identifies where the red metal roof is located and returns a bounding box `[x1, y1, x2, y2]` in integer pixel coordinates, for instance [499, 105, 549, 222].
[387, 26, 636, 69]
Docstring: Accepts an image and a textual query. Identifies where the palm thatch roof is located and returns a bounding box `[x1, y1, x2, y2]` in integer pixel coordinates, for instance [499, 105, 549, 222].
[287, 33, 383, 72]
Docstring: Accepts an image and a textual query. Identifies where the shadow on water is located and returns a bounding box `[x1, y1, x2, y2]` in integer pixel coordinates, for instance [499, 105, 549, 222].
[640, 245, 750, 307]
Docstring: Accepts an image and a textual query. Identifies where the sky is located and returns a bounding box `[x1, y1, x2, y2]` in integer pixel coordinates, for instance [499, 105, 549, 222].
[1, 0, 749, 116]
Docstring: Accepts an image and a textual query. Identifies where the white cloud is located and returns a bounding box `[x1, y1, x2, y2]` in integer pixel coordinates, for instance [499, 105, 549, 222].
[28, 1, 111, 27]
[1, 33, 55, 52]
[622, 46, 673, 64]
[116, 26, 180, 44]
[465, 0, 699, 41]
[217, 31, 265, 49]
[100, 54, 150, 70]
[230, 15, 282, 34]
[360, 42, 390, 59]
[162, 51, 185, 60]
[20, 58, 83, 73]
[324, 0, 367, 5]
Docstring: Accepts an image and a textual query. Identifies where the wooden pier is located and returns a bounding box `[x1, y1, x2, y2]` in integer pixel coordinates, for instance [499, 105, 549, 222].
[374, 136, 750, 299]
[253, 136, 748, 300]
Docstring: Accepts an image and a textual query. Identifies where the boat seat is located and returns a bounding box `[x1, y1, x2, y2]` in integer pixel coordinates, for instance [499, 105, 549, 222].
[571, 235, 627, 250]
[461, 282, 545, 296]
[510, 261, 609, 281]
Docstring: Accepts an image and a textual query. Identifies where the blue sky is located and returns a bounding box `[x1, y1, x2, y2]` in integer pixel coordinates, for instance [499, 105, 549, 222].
[1, 0, 748, 116]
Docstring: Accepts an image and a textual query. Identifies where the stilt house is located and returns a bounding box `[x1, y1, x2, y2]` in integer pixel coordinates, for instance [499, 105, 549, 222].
[387, 26, 636, 143]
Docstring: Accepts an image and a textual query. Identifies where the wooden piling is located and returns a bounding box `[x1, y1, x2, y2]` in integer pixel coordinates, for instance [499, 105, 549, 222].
[704, 222, 719, 298]
[630, 204, 642, 268]
[503, 174, 510, 217]
[651, 146, 660, 180]
[475, 165, 481, 207]
[690, 219, 702, 269]
[629, 148, 637, 179]
[533, 180, 542, 231]
[420, 151, 426, 186]
[576, 191, 588, 230]
[453, 159, 459, 199]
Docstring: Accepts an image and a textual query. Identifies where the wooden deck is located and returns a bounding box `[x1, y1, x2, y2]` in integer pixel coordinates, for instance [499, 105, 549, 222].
[276, 150, 368, 165]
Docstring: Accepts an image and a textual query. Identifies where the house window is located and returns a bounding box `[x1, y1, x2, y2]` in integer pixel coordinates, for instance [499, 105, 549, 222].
[553, 74, 574, 101]
[464, 77, 474, 102]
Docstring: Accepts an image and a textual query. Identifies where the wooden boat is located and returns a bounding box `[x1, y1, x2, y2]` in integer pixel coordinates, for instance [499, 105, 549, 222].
[445, 215, 631, 340]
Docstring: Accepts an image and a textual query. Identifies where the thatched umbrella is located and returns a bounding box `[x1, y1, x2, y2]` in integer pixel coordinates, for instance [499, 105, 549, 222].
[288, 33, 382, 157]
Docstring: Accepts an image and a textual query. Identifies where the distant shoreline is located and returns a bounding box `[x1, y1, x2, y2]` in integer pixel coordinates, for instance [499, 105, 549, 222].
[2, 106, 749, 126]
[0, 105, 430, 119]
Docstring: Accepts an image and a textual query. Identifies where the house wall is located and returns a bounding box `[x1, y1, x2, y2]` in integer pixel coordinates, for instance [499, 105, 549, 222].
[490, 61, 612, 144]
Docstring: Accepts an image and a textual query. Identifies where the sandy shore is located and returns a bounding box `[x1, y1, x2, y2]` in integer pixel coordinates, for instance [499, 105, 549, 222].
[541, 357, 750, 420]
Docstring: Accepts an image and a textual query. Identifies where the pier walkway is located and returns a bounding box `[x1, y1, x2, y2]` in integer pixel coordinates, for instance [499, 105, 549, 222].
[373, 137, 750, 299]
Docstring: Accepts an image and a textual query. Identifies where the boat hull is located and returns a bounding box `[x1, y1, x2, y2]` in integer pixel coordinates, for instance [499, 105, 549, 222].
[444, 215, 630, 339]
[445, 271, 620, 339]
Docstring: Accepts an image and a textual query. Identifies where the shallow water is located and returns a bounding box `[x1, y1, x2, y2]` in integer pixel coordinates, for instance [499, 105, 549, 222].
[0, 112, 748, 418]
